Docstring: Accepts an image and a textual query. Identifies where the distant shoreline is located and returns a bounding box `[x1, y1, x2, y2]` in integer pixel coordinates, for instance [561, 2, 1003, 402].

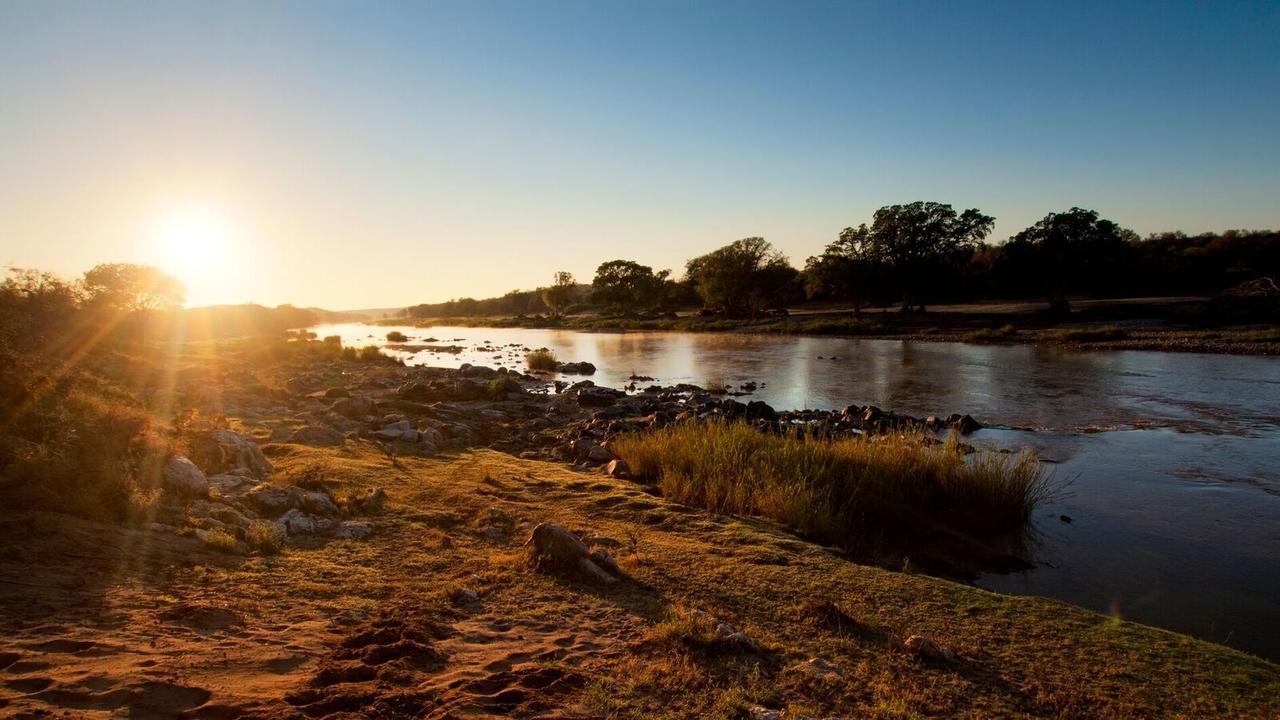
[370, 296, 1280, 356]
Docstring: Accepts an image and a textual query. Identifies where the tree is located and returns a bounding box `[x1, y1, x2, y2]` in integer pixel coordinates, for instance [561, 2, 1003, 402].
[1004, 208, 1135, 315]
[860, 202, 994, 311]
[540, 271, 577, 317]
[803, 224, 883, 312]
[685, 237, 798, 318]
[81, 263, 185, 312]
[591, 260, 668, 316]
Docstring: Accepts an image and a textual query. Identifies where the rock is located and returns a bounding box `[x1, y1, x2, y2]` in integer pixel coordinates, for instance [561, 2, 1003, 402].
[323, 387, 350, 399]
[207, 472, 255, 496]
[333, 521, 373, 539]
[332, 396, 378, 418]
[745, 400, 777, 421]
[586, 444, 613, 463]
[208, 430, 272, 481]
[275, 508, 336, 536]
[790, 657, 843, 681]
[714, 621, 761, 653]
[576, 386, 625, 408]
[524, 523, 618, 585]
[245, 485, 303, 515]
[459, 363, 499, 379]
[903, 635, 958, 663]
[604, 459, 630, 478]
[287, 425, 345, 447]
[301, 490, 340, 516]
[747, 706, 783, 720]
[948, 414, 983, 434]
[375, 420, 418, 442]
[162, 456, 209, 496]
[556, 361, 597, 375]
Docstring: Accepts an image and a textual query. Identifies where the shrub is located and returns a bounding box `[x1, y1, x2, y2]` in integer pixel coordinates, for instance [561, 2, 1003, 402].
[611, 421, 1051, 550]
[385, 331, 408, 342]
[322, 335, 341, 344]
[200, 528, 239, 553]
[525, 348, 558, 371]
[357, 345, 392, 363]
[245, 520, 285, 555]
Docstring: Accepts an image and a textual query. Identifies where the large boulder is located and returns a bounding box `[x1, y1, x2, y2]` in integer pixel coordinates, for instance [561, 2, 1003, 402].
[187, 429, 271, 481]
[556, 361, 597, 375]
[162, 456, 208, 496]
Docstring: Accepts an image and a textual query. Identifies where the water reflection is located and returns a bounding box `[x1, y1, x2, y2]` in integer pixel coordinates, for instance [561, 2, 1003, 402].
[315, 323, 1280, 659]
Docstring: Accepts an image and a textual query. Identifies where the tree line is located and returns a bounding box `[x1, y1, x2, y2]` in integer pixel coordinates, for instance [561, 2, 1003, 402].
[403, 203, 1279, 319]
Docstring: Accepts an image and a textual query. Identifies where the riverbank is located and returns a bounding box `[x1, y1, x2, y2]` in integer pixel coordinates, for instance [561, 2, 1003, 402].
[382, 296, 1280, 355]
[2, 338, 1277, 717]
[3, 443, 1277, 719]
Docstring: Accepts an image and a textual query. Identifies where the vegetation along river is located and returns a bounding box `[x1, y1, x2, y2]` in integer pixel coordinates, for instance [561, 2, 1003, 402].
[318, 323, 1280, 660]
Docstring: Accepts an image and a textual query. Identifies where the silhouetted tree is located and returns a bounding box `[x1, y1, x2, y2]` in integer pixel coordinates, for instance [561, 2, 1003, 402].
[591, 260, 668, 316]
[541, 271, 577, 317]
[1004, 208, 1135, 315]
[81, 263, 185, 312]
[803, 224, 885, 312]
[685, 238, 799, 318]
[860, 202, 994, 311]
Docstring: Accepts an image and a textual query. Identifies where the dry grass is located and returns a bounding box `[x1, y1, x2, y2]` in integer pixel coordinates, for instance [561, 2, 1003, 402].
[611, 421, 1052, 549]
[525, 348, 558, 371]
[1048, 324, 1130, 342]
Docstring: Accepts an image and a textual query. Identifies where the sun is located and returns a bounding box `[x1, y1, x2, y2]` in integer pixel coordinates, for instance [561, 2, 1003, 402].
[152, 204, 231, 285]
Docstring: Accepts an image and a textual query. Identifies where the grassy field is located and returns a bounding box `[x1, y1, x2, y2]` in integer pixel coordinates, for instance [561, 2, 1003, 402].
[2, 443, 1276, 718]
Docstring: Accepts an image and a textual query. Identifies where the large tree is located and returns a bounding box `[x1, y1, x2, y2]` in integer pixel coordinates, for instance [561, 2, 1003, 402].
[81, 263, 185, 312]
[685, 237, 799, 318]
[860, 202, 994, 311]
[803, 224, 883, 312]
[1004, 207, 1135, 315]
[591, 260, 668, 316]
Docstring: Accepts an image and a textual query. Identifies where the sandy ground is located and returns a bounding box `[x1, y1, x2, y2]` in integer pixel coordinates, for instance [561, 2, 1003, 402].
[2, 444, 1278, 719]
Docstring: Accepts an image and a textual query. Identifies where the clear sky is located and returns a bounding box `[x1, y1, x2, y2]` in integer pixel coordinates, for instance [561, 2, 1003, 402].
[1, 1, 1277, 309]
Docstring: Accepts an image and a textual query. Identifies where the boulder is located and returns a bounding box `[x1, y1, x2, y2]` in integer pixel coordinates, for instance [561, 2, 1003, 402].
[374, 420, 418, 442]
[460, 364, 499, 379]
[275, 508, 336, 536]
[355, 488, 387, 514]
[556, 361, 597, 375]
[745, 400, 777, 421]
[604, 459, 631, 478]
[287, 425, 345, 447]
[903, 635, 958, 663]
[245, 485, 304, 515]
[524, 523, 618, 585]
[209, 430, 272, 480]
[948, 414, 983, 434]
[162, 456, 208, 496]
[333, 521, 373, 539]
[332, 396, 378, 418]
[586, 444, 613, 463]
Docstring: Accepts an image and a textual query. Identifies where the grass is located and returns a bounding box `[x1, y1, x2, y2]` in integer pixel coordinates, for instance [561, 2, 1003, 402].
[525, 348, 558, 371]
[611, 421, 1052, 550]
[703, 376, 729, 394]
[385, 330, 409, 342]
[1047, 324, 1130, 342]
[245, 519, 285, 555]
[962, 324, 1018, 342]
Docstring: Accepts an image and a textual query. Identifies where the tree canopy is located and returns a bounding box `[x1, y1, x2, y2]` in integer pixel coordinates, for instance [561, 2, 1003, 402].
[685, 237, 799, 317]
[858, 202, 994, 310]
[81, 263, 185, 312]
[591, 260, 669, 316]
[540, 271, 577, 317]
[1002, 207, 1136, 315]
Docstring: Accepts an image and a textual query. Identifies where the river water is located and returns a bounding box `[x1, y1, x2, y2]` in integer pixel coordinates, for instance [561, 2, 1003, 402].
[316, 323, 1280, 660]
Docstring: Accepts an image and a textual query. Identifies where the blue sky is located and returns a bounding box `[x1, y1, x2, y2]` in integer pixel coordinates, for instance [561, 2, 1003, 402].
[1, 1, 1277, 307]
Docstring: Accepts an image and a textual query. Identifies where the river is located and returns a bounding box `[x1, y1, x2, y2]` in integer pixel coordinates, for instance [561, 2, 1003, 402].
[316, 323, 1280, 660]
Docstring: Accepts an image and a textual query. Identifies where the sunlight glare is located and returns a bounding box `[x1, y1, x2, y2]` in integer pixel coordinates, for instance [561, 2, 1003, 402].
[152, 204, 232, 290]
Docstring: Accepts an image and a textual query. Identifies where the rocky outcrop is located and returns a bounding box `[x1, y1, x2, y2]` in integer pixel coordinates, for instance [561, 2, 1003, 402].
[162, 456, 208, 496]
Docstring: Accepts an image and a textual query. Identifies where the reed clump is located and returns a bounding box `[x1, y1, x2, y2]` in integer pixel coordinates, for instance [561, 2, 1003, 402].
[525, 348, 558, 371]
[611, 421, 1052, 549]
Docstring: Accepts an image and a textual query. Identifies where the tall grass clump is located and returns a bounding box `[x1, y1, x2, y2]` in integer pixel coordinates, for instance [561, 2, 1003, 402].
[611, 421, 1052, 550]
[1049, 324, 1129, 342]
[385, 330, 409, 342]
[525, 348, 558, 371]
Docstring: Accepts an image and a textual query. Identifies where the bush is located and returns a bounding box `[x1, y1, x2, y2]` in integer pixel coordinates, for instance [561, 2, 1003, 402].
[200, 528, 239, 553]
[322, 335, 341, 344]
[525, 348, 558, 371]
[386, 331, 408, 342]
[245, 520, 285, 555]
[611, 421, 1052, 550]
